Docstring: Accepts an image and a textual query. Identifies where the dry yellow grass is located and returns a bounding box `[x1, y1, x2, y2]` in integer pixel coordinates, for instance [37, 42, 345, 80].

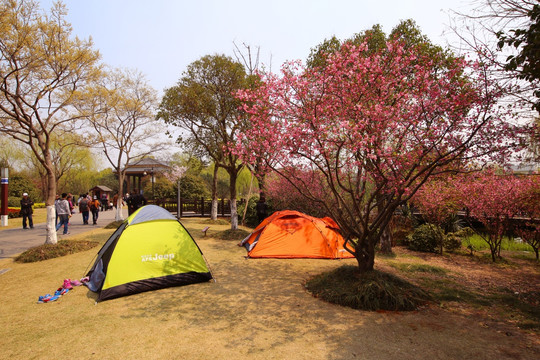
[0, 218, 538, 360]
[0, 208, 48, 230]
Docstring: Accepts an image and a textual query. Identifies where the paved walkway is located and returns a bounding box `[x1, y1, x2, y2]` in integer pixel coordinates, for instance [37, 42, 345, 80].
[0, 208, 128, 259]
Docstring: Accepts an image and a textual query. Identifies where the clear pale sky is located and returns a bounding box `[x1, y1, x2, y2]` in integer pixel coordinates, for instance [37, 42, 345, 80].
[40, 0, 471, 95]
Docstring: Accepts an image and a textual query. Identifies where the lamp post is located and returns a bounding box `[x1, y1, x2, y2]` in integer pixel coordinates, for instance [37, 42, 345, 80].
[175, 166, 187, 220]
[1, 168, 8, 227]
[151, 167, 155, 202]
[177, 177, 181, 219]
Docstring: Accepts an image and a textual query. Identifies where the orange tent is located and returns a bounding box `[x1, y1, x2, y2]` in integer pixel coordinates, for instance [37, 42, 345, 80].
[239, 210, 354, 259]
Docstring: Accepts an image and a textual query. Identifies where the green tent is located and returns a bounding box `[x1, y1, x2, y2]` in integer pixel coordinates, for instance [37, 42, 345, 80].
[86, 205, 212, 301]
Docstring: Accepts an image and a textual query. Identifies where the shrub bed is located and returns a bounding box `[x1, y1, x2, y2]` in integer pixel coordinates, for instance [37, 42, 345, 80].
[7, 207, 21, 218]
[218, 228, 251, 241]
[14, 240, 99, 263]
[407, 224, 442, 253]
[305, 265, 432, 311]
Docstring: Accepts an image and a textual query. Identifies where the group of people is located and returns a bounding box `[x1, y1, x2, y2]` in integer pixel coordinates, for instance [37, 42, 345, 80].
[53, 193, 101, 234]
[20, 190, 148, 233]
[125, 190, 147, 216]
[75, 193, 102, 226]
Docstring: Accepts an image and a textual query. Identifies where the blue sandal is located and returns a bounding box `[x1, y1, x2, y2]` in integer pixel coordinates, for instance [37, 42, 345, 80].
[37, 294, 52, 303]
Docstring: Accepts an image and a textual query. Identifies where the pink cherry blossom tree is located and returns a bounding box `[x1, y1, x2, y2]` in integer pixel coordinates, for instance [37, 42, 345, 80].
[512, 175, 540, 261]
[235, 39, 523, 272]
[265, 168, 329, 218]
[456, 170, 537, 262]
[412, 176, 462, 254]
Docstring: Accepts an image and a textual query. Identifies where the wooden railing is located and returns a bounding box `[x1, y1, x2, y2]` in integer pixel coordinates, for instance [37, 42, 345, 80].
[153, 197, 231, 217]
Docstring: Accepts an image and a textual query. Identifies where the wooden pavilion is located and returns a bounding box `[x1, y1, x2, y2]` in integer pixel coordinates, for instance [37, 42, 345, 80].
[122, 158, 171, 198]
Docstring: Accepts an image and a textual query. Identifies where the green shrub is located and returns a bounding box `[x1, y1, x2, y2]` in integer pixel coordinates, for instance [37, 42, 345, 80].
[443, 227, 474, 252]
[457, 227, 474, 237]
[8, 196, 21, 207]
[8, 197, 45, 208]
[392, 226, 412, 246]
[443, 233, 462, 252]
[7, 173, 42, 201]
[407, 224, 443, 253]
[33, 202, 46, 209]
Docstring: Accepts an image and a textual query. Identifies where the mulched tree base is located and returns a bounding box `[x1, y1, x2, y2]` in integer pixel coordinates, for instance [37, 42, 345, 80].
[305, 265, 432, 311]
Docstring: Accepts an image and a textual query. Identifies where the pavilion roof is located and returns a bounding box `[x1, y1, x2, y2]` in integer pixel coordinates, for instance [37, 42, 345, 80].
[122, 158, 171, 175]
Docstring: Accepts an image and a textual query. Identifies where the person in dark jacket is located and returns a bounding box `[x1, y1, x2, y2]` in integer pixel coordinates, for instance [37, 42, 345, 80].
[20, 192, 34, 229]
[79, 195, 90, 224]
[128, 190, 147, 215]
[255, 197, 268, 224]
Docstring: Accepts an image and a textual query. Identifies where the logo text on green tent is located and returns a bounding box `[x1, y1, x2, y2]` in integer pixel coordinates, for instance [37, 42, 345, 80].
[141, 253, 175, 262]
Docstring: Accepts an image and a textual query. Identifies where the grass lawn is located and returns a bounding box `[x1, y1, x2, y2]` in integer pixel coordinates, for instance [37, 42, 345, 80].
[463, 233, 535, 253]
[0, 218, 538, 359]
[0, 208, 48, 230]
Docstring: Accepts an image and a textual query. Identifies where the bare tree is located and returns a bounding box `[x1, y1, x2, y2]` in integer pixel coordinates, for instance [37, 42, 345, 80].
[232, 42, 271, 196]
[78, 68, 165, 221]
[0, 0, 101, 244]
[448, 0, 538, 115]
[26, 132, 92, 200]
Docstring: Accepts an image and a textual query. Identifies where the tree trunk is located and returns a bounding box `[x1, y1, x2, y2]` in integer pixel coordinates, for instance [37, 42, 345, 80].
[354, 236, 376, 273]
[44, 161, 57, 245]
[256, 174, 266, 197]
[379, 226, 393, 254]
[489, 242, 497, 262]
[229, 169, 238, 230]
[377, 196, 393, 254]
[39, 169, 48, 204]
[254, 159, 266, 197]
[438, 226, 444, 255]
[241, 171, 255, 226]
[210, 165, 218, 220]
[116, 172, 125, 221]
[230, 199, 238, 230]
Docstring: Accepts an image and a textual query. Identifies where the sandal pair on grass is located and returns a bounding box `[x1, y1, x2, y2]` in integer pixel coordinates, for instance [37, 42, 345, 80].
[37, 287, 69, 303]
[37, 278, 80, 304]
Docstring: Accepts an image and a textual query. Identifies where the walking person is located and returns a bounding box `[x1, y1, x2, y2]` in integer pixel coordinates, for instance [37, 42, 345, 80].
[112, 193, 119, 209]
[67, 193, 75, 215]
[54, 194, 60, 226]
[55, 193, 71, 235]
[79, 195, 90, 224]
[101, 193, 108, 211]
[66, 193, 75, 226]
[20, 192, 34, 229]
[127, 191, 136, 215]
[90, 196, 100, 225]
